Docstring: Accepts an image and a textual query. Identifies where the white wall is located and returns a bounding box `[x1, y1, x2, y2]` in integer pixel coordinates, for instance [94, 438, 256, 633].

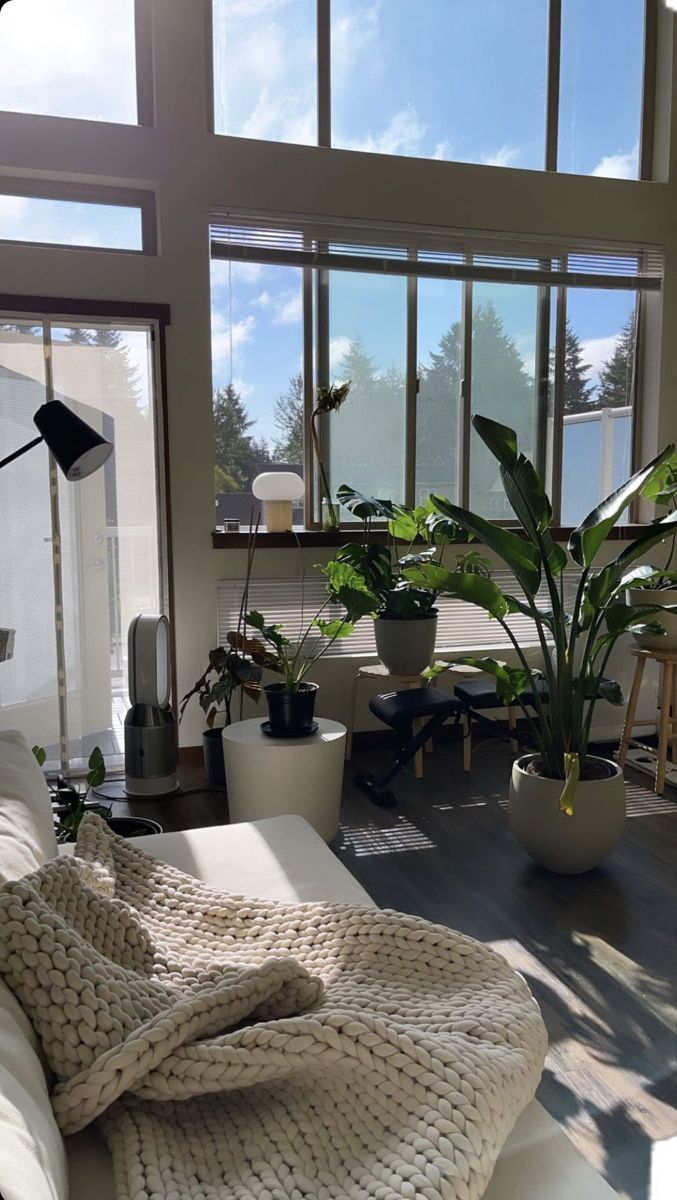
[0, 0, 675, 747]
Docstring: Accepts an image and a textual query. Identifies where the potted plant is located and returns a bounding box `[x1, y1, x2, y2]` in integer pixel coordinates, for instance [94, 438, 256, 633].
[310, 381, 351, 532]
[179, 639, 275, 784]
[403, 414, 677, 874]
[333, 488, 473, 675]
[626, 451, 677, 649]
[246, 557, 378, 736]
[32, 746, 162, 841]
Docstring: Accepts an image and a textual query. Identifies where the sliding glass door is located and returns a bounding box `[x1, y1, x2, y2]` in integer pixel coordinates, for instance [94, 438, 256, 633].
[0, 317, 165, 772]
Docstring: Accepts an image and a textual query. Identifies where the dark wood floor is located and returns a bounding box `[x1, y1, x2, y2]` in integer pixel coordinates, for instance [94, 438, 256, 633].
[105, 730, 677, 1200]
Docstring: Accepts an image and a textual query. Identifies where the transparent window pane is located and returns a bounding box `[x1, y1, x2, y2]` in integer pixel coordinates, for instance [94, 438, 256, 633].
[416, 278, 463, 505]
[0, 324, 60, 759]
[331, 0, 548, 168]
[470, 283, 538, 518]
[328, 271, 407, 511]
[213, 0, 316, 144]
[0, 195, 143, 251]
[211, 259, 305, 528]
[558, 0, 644, 178]
[0, 0, 137, 124]
[560, 290, 636, 525]
[51, 325, 161, 767]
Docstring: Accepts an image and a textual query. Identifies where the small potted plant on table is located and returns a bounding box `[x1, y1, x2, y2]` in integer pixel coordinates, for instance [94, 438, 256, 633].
[333, 488, 473, 676]
[403, 414, 677, 874]
[246, 557, 378, 737]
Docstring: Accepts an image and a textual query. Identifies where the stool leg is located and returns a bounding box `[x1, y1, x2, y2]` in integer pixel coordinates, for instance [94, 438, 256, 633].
[346, 671, 360, 761]
[656, 661, 673, 795]
[462, 711, 471, 772]
[404, 680, 424, 777]
[424, 676, 434, 754]
[618, 656, 645, 768]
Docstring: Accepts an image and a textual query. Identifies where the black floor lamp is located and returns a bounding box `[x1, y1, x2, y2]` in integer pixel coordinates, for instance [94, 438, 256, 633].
[1, 398, 114, 766]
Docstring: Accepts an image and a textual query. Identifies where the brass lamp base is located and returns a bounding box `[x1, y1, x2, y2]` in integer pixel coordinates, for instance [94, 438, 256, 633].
[264, 499, 293, 532]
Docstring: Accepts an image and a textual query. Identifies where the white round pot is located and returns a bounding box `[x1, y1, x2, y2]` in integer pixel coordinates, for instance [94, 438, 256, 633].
[374, 613, 437, 676]
[508, 754, 625, 874]
[627, 586, 677, 650]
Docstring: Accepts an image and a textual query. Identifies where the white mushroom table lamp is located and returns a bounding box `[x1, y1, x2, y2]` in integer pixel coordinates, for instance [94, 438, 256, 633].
[252, 471, 304, 532]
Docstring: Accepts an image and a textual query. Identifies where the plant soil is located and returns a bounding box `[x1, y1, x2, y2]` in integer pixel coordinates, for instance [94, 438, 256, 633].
[523, 756, 617, 782]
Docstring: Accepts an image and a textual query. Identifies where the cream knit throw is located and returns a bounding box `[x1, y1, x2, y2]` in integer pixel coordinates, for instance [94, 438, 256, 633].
[0, 815, 547, 1200]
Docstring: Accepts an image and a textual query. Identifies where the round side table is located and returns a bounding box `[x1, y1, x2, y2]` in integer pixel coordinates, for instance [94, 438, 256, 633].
[222, 717, 346, 841]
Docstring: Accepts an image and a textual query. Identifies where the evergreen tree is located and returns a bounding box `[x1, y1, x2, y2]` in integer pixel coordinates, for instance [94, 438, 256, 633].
[212, 382, 270, 492]
[329, 337, 404, 500]
[597, 314, 636, 409]
[64, 328, 94, 346]
[272, 372, 304, 464]
[558, 320, 595, 414]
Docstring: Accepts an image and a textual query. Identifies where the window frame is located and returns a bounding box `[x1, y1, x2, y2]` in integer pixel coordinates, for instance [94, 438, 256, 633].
[212, 0, 657, 182]
[0, 177, 157, 255]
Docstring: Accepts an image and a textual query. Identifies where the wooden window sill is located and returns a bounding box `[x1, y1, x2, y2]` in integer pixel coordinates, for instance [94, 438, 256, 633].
[212, 525, 648, 549]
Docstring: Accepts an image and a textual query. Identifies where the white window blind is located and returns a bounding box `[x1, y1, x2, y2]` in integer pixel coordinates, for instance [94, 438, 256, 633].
[216, 570, 575, 660]
[211, 217, 662, 291]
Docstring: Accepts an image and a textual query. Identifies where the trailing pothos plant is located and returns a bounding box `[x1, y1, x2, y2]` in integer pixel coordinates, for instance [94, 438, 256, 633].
[402, 414, 677, 813]
[333, 487, 483, 619]
[246, 555, 379, 691]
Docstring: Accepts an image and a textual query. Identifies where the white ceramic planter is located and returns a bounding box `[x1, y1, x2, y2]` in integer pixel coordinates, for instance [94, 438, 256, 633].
[374, 613, 438, 675]
[508, 754, 625, 874]
[627, 586, 677, 650]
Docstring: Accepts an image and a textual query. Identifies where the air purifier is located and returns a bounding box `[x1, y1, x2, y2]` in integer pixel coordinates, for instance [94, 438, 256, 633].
[124, 614, 178, 796]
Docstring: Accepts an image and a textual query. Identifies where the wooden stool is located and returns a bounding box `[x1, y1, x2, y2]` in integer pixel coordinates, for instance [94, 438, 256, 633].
[618, 647, 677, 795]
[345, 664, 434, 777]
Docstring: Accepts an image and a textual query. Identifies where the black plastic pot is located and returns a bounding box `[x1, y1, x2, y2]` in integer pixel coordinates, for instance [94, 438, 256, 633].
[107, 816, 162, 838]
[202, 727, 226, 787]
[264, 682, 318, 737]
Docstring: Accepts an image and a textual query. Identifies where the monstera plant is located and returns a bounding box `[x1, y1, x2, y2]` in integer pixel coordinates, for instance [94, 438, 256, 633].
[403, 414, 677, 874]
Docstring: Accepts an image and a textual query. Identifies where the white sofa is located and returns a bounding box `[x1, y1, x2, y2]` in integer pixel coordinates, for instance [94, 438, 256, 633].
[0, 729, 618, 1200]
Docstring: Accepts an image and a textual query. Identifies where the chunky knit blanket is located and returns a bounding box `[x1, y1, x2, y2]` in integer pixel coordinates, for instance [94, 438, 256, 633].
[0, 815, 547, 1200]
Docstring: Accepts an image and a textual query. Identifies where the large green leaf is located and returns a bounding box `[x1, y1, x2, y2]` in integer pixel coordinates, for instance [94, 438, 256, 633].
[402, 563, 509, 619]
[586, 510, 677, 608]
[472, 414, 518, 469]
[639, 452, 677, 505]
[335, 485, 395, 521]
[500, 454, 553, 535]
[431, 495, 541, 595]
[314, 618, 355, 639]
[425, 655, 533, 705]
[569, 445, 675, 567]
[425, 509, 471, 545]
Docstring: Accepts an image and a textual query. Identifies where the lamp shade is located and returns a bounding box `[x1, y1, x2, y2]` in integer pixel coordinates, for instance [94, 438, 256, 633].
[252, 471, 304, 501]
[33, 399, 113, 481]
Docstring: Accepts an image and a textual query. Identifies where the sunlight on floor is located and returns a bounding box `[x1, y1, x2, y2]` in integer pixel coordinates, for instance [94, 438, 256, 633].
[650, 1135, 677, 1200]
[338, 817, 436, 856]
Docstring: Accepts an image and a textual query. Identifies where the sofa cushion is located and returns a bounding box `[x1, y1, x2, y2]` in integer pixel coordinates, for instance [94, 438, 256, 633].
[0, 980, 67, 1200]
[0, 730, 57, 885]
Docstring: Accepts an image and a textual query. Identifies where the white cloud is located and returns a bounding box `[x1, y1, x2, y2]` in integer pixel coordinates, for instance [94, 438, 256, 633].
[211, 311, 257, 368]
[218, 0, 292, 18]
[591, 143, 639, 180]
[272, 293, 302, 325]
[332, 2, 381, 70]
[241, 87, 316, 145]
[0, 195, 28, 223]
[251, 290, 272, 309]
[329, 336, 352, 368]
[211, 260, 264, 287]
[581, 334, 619, 387]
[344, 109, 429, 157]
[482, 145, 521, 169]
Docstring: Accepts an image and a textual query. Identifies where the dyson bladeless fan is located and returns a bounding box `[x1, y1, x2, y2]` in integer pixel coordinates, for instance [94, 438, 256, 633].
[124, 614, 178, 795]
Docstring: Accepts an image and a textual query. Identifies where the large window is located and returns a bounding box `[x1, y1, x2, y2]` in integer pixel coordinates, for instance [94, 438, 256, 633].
[211, 0, 649, 179]
[211, 223, 656, 531]
[0, 317, 165, 772]
[0, 0, 140, 125]
[0, 192, 146, 252]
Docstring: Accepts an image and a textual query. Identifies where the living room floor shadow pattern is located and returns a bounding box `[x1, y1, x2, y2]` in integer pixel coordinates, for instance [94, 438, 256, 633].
[334, 735, 677, 1200]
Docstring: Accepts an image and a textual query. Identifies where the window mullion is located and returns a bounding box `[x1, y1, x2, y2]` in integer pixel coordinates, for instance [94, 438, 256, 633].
[314, 262, 330, 527]
[551, 283, 567, 525]
[533, 280, 552, 482]
[404, 271, 418, 509]
[302, 264, 316, 528]
[459, 276, 473, 508]
[545, 0, 562, 172]
[317, 0, 331, 147]
[639, 0, 658, 180]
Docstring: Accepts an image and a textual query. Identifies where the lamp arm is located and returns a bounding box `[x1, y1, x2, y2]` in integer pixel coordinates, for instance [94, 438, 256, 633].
[0, 435, 44, 471]
[0, 432, 43, 468]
